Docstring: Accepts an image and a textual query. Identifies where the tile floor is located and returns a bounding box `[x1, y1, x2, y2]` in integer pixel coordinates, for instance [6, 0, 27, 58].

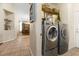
[63, 48, 79, 56]
[0, 34, 31, 56]
[0, 33, 79, 56]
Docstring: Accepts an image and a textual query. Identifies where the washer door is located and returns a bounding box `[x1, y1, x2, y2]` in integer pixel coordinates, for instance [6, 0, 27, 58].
[46, 26, 58, 42]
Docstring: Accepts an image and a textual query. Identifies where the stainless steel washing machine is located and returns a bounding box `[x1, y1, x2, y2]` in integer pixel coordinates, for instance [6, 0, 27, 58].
[42, 18, 58, 56]
[58, 22, 68, 55]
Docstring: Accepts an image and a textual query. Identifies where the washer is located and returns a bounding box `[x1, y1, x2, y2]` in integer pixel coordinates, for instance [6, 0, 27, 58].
[42, 19, 58, 56]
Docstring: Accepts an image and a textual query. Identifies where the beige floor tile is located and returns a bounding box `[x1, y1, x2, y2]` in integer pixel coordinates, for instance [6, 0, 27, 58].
[63, 48, 79, 56]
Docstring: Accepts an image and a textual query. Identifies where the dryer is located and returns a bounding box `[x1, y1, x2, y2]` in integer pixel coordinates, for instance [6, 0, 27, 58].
[42, 18, 58, 56]
[58, 22, 68, 55]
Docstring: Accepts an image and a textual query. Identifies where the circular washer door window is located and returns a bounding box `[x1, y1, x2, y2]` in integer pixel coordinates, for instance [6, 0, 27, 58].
[46, 26, 58, 42]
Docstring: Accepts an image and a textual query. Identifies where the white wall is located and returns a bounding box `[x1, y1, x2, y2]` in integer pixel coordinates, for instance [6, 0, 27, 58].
[71, 4, 79, 48]
[0, 3, 30, 43]
[30, 4, 43, 56]
[0, 4, 5, 42]
[35, 4, 43, 55]
[2, 3, 14, 12]
[0, 3, 29, 42]
[30, 23, 37, 55]
[30, 4, 37, 55]
[13, 3, 30, 21]
[0, 3, 17, 43]
[67, 4, 76, 49]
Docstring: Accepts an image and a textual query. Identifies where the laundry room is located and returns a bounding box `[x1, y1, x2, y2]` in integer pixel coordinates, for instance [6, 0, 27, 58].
[41, 3, 69, 56]
[30, 3, 75, 56]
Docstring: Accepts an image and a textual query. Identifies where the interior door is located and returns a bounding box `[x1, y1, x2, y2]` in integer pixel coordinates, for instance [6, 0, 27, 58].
[74, 12, 79, 48]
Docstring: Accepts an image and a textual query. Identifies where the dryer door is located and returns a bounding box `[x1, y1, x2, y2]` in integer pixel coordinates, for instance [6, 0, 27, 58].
[46, 26, 58, 42]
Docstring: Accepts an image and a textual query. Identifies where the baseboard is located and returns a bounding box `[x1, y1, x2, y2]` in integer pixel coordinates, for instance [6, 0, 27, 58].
[0, 38, 16, 43]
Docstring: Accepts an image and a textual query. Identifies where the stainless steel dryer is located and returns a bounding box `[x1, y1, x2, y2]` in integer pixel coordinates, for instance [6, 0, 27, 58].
[42, 18, 58, 56]
[58, 22, 68, 55]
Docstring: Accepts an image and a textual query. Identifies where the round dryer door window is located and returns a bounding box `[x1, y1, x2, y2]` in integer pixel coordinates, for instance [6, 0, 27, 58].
[46, 26, 58, 42]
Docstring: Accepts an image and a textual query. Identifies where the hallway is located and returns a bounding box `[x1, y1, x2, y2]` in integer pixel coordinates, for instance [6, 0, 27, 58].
[0, 34, 31, 56]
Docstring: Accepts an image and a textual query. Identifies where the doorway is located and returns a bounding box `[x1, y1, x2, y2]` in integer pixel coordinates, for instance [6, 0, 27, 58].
[19, 21, 30, 35]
